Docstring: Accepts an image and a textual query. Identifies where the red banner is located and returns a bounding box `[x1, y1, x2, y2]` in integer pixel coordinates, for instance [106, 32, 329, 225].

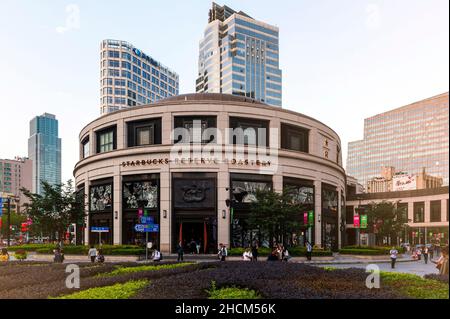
[353, 215, 360, 228]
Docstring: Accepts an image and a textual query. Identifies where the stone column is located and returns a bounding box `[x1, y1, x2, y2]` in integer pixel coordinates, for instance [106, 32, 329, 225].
[162, 112, 173, 145]
[338, 187, 342, 249]
[84, 177, 90, 246]
[217, 168, 230, 249]
[159, 168, 171, 254]
[116, 119, 125, 149]
[441, 199, 447, 223]
[425, 200, 431, 223]
[113, 168, 122, 245]
[314, 180, 322, 247]
[408, 201, 414, 224]
[273, 174, 283, 193]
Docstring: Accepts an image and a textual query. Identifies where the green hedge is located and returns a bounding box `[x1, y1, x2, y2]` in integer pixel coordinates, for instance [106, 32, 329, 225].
[8, 244, 144, 256]
[339, 246, 403, 255]
[228, 247, 332, 257]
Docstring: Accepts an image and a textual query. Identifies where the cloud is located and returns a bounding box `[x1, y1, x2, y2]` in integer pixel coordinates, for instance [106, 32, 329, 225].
[56, 4, 80, 34]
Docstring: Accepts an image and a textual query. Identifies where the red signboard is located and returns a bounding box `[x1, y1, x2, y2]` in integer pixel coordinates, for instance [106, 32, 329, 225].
[353, 215, 360, 228]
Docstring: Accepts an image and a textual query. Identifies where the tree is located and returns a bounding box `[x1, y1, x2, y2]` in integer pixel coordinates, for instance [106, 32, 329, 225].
[21, 180, 86, 242]
[366, 201, 410, 246]
[248, 187, 305, 248]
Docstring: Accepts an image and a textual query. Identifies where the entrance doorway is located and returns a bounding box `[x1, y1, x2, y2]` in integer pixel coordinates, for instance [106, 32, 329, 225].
[176, 218, 217, 254]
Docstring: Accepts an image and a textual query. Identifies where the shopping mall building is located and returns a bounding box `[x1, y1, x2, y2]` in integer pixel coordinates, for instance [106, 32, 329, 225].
[74, 94, 346, 253]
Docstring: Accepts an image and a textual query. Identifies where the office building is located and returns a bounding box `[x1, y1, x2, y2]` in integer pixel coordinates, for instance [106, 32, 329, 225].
[196, 3, 282, 107]
[28, 113, 62, 195]
[100, 39, 180, 115]
[0, 157, 32, 206]
[346, 92, 449, 188]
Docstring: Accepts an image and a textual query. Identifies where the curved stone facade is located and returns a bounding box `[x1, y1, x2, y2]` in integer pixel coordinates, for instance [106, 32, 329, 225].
[74, 94, 346, 253]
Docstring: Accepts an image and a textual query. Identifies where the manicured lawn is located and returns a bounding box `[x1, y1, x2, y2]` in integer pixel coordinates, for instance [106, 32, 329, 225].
[55, 280, 149, 299]
[99, 263, 194, 277]
[381, 272, 449, 299]
[207, 282, 262, 299]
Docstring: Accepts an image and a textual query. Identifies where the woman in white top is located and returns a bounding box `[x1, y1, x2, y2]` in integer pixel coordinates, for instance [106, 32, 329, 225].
[242, 249, 252, 261]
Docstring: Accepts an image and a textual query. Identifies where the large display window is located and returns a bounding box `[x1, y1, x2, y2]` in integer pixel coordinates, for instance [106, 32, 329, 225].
[230, 173, 272, 248]
[122, 174, 160, 246]
[322, 184, 339, 251]
[89, 179, 113, 245]
[284, 177, 315, 247]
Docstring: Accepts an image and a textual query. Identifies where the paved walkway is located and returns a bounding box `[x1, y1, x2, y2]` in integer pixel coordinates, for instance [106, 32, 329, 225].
[320, 260, 440, 276]
[22, 252, 416, 265]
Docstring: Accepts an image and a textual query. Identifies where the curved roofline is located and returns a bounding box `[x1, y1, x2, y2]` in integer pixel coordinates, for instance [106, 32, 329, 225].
[81, 93, 341, 141]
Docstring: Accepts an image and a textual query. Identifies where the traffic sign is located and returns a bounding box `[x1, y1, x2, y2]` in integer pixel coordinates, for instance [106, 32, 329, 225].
[91, 227, 110, 233]
[140, 216, 154, 224]
[134, 224, 159, 233]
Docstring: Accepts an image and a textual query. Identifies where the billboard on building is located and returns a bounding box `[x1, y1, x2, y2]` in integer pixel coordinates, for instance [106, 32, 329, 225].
[393, 174, 416, 191]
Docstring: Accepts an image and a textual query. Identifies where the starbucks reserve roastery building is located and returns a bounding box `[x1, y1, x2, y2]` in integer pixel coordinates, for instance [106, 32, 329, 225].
[74, 94, 346, 253]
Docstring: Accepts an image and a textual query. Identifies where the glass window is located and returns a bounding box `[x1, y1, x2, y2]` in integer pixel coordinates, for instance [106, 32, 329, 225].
[430, 200, 441, 222]
[229, 117, 269, 146]
[281, 123, 309, 153]
[174, 116, 217, 144]
[96, 127, 116, 153]
[414, 202, 425, 223]
[82, 138, 90, 159]
[127, 119, 162, 147]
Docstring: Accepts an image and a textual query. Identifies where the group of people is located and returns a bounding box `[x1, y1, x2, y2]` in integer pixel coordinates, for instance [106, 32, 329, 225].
[87, 246, 105, 263]
[242, 245, 260, 261]
[267, 244, 291, 262]
[390, 244, 449, 275]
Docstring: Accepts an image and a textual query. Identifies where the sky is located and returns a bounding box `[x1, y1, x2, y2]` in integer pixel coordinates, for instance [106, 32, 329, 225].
[0, 0, 448, 183]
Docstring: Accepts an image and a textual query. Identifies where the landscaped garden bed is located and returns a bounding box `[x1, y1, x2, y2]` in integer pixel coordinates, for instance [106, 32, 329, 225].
[0, 261, 447, 299]
[7, 244, 145, 256]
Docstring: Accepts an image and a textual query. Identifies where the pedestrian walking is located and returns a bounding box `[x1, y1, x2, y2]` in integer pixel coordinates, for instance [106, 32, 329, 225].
[88, 245, 97, 263]
[190, 239, 196, 255]
[176, 241, 184, 262]
[390, 247, 399, 269]
[218, 243, 227, 261]
[306, 241, 313, 261]
[423, 246, 429, 264]
[429, 245, 434, 260]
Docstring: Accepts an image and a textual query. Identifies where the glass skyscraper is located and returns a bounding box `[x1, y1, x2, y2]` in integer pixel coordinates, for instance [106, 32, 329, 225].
[196, 3, 282, 107]
[100, 39, 180, 115]
[346, 92, 449, 189]
[28, 113, 62, 195]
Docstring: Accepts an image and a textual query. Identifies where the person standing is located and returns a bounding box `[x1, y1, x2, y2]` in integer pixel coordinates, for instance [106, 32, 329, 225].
[251, 244, 259, 262]
[88, 245, 97, 263]
[432, 246, 449, 275]
[423, 246, 429, 264]
[390, 247, 399, 269]
[176, 241, 184, 262]
[190, 239, 196, 255]
[306, 241, 313, 261]
[196, 239, 201, 255]
[218, 243, 227, 262]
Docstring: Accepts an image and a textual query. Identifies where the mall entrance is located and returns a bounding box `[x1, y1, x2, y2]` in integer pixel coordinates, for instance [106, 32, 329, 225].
[172, 172, 217, 254]
[176, 217, 217, 254]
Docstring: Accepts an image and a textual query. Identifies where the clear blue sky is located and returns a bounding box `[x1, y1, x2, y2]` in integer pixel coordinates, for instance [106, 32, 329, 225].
[0, 0, 448, 183]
